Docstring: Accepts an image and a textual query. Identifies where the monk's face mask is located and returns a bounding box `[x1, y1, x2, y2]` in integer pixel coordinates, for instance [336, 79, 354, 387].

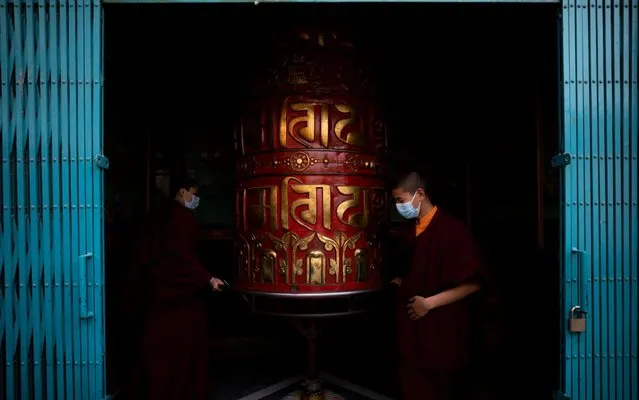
[184, 194, 200, 210]
[180, 188, 200, 210]
[395, 191, 421, 219]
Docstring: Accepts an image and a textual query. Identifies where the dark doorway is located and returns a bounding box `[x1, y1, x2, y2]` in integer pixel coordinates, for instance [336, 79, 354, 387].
[104, 3, 560, 399]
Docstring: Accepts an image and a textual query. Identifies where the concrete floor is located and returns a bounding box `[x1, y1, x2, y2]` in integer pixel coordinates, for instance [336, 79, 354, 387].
[208, 349, 397, 400]
[213, 373, 394, 400]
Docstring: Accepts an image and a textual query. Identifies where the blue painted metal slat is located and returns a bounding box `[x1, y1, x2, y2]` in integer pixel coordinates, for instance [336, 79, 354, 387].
[560, 1, 638, 400]
[0, 1, 15, 398]
[589, 1, 602, 397]
[90, 0, 104, 395]
[24, 2, 43, 399]
[631, 1, 638, 398]
[37, 1, 55, 397]
[58, 2, 75, 396]
[0, 0, 105, 399]
[47, 2, 66, 397]
[603, 2, 616, 398]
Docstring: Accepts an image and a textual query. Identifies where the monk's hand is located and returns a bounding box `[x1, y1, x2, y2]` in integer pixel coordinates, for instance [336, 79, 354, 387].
[210, 277, 225, 291]
[407, 296, 431, 320]
[391, 277, 403, 287]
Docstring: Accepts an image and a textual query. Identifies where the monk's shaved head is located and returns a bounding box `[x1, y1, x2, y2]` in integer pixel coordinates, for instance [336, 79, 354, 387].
[392, 170, 432, 208]
[394, 171, 427, 195]
[172, 176, 199, 198]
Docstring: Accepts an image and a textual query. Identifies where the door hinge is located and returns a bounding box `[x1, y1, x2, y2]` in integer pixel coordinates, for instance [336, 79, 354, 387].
[553, 391, 570, 400]
[95, 154, 110, 170]
[551, 152, 571, 168]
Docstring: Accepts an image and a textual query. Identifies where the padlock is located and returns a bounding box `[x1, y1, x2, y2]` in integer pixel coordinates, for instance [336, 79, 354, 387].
[569, 306, 587, 332]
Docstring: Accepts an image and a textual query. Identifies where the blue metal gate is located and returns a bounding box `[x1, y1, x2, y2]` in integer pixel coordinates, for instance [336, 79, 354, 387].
[1, 0, 637, 399]
[559, 0, 638, 399]
[0, 0, 105, 399]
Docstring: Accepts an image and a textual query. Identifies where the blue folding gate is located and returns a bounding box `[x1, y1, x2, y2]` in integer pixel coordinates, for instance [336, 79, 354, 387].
[0, 0, 105, 399]
[559, 1, 638, 399]
[0, 0, 637, 399]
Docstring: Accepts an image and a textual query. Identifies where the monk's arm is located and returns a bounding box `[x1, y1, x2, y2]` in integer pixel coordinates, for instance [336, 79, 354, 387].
[173, 244, 213, 284]
[161, 215, 214, 287]
[430, 220, 485, 309]
[426, 282, 480, 310]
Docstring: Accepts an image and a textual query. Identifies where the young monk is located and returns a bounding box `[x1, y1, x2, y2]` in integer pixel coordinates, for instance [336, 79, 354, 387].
[391, 171, 486, 400]
[124, 177, 225, 400]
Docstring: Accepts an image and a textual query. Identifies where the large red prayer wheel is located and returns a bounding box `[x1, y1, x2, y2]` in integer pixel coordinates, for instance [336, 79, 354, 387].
[234, 28, 387, 297]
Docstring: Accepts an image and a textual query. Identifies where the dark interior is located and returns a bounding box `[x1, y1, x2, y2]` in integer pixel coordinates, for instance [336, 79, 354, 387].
[104, 3, 561, 399]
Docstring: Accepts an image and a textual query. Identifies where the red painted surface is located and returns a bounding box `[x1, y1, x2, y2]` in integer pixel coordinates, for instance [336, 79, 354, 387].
[234, 29, 387, 295]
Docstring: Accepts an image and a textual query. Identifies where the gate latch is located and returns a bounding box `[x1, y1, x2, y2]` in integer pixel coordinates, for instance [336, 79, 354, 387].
[95, 154, 110, 170]
[551, 152, 571, 168]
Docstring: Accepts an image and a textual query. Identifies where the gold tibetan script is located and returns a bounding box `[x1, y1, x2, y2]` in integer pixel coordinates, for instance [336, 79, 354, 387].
[279, 102, 363, 148]
[334, 104, 365, 146]
[336, 186, 370, 229]
[247, 186, 278, 229]
[245, 179, 378, 231]
[281, 177, 331, 231]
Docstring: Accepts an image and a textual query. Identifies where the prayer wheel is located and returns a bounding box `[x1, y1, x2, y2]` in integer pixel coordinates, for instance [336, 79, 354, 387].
[234, 28, 387, 297]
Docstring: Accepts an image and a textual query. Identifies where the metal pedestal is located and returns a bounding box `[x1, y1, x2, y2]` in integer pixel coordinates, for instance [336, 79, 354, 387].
[233, 290, 392, 400]
[299, 319, 323, 400]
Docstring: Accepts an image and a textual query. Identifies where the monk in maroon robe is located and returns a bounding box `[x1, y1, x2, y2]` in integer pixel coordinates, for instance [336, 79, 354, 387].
[390, 171, 487, 400]
[124, 177, 225, 400]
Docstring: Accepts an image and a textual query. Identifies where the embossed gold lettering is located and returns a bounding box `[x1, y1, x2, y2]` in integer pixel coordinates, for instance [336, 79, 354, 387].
[320, 104, 329, 146]
[246, 186, 278, 229]
[334, 104, 364, 146]
[336, 186, 370, 228]
[288, 103, 315, 142]
[279, 103, 330, 148]
[281, 102, 353, 148]
[281, 177, 331, 231]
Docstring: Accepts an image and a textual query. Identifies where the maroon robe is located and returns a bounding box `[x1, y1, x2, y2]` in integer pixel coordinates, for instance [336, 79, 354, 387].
[396, 210, 487, 400]
[125, 201, 213, 400]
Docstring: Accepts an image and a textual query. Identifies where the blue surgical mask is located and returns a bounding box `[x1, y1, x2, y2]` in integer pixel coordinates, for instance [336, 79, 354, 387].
[185, 194, 200, 210]
[395, 192, 421, 219]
